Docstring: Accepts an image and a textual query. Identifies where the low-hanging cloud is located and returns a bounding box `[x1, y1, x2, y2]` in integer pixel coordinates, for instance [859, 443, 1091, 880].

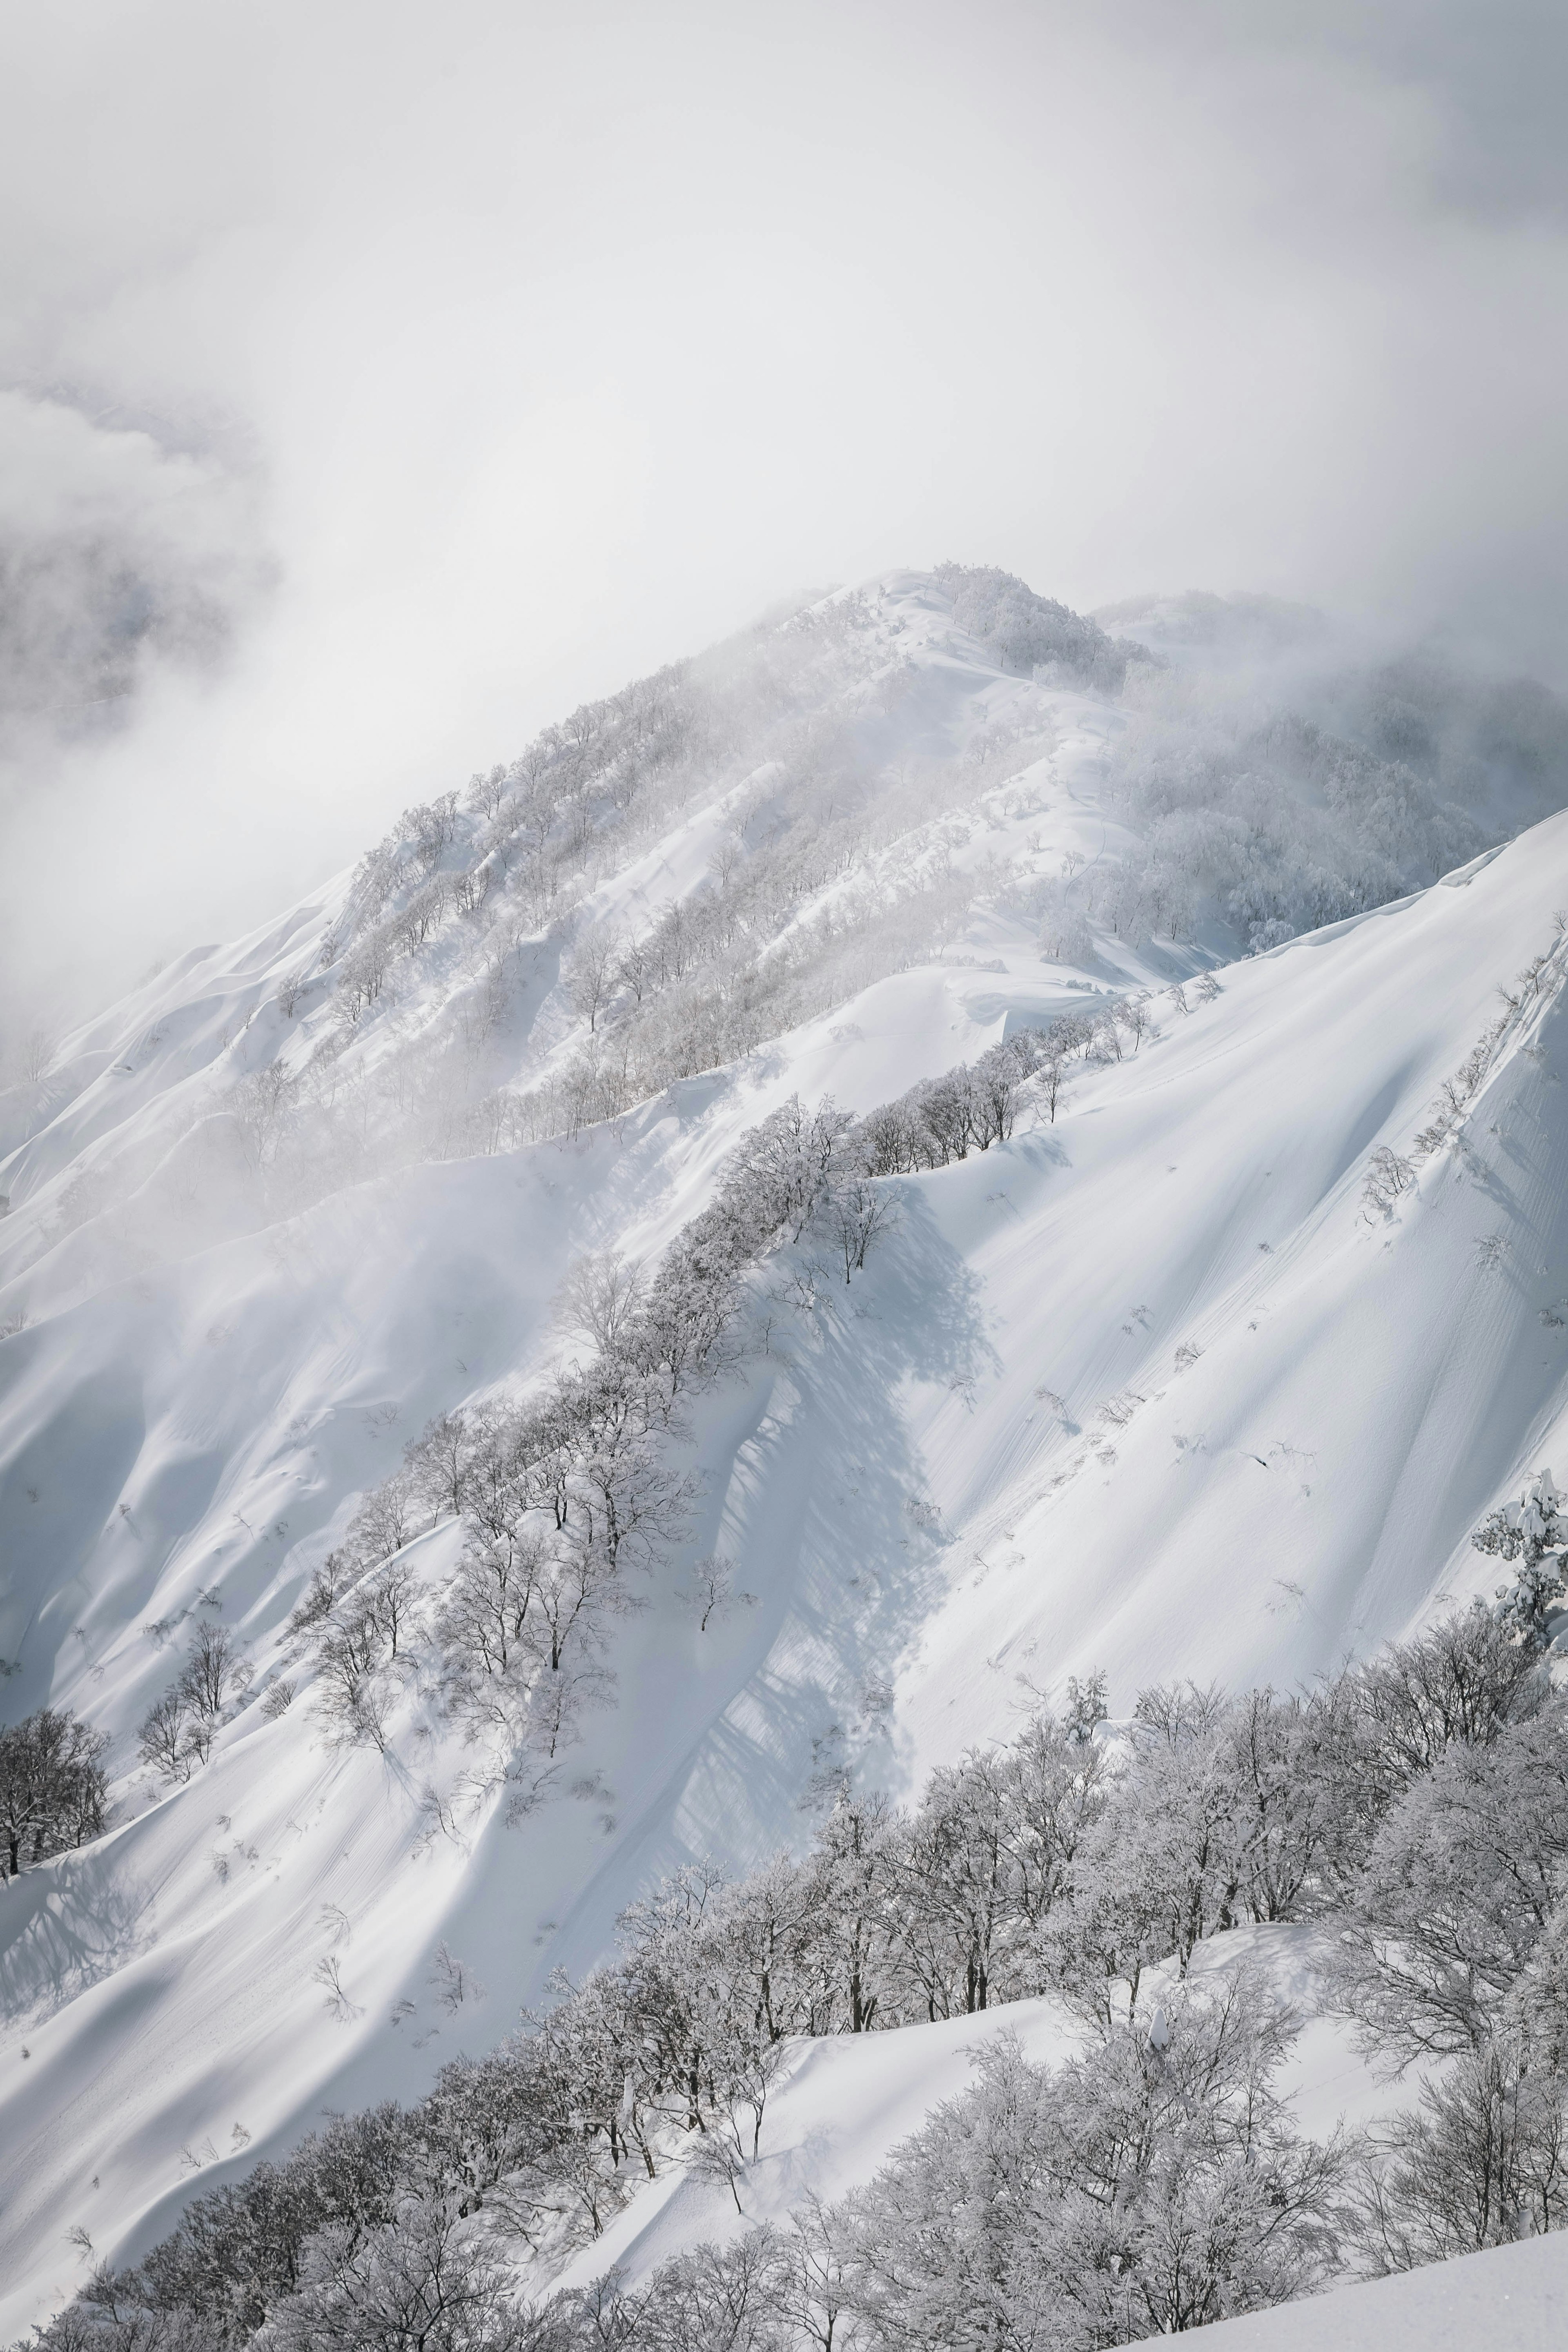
[1, 0, 1566, 1044]
[0, 388, 269, 743]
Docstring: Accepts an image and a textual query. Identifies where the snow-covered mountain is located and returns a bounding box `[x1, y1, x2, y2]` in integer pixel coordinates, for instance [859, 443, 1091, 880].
[4, 566, 1568, 2339]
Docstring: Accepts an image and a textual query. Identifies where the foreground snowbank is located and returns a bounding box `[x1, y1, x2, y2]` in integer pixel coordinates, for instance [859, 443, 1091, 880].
[1199, 2228, 1568, 2351]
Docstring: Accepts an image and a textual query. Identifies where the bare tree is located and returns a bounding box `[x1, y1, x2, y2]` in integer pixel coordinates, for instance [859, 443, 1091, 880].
[822, 1176, 900, 1283]
[677, 1555, 757, 1633]
[177, 1624, 244, 1722]
[565, 926, 622, 1034]
[403, 1413, 478, 1523]
[24, 1025, 56, 1084]
[0, 1707, 109, 1876]
[552, 1252, 646, 1361]
[138, 1691, 194, 1784]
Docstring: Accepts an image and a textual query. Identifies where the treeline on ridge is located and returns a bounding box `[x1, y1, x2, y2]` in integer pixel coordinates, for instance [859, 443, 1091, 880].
[137, 1015, 1133, 1791]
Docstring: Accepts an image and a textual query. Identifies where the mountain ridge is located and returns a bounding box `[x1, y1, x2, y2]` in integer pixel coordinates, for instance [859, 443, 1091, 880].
[5, 567, 1568, 2338]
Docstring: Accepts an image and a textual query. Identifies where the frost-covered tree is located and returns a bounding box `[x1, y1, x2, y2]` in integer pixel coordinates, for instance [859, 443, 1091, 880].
[343, 1475, 420, 1571]
[138, 1624, 251, 1782]
[0, 1704, 109, 1878]
[885, 1719, 1107, 2020]
[564, 928, 622, 1036]
[1361, 1143, 1415, 1218]
[63, 2105, 416, 2348]
[435, 1537, 546, 1714]
[820, 1175, 898, 1284]
[255, 2187, 562, 2352]
[1350, 1606, 1546, 1792]
[1042, 1685, 1239, 2023]
[1473, 1468, 1568, 1650]
[56, 1630, 1568, 2352]
[404, 1414, 481, 1526]
[847, 1021, 1093, 1174]
[1221, 1686, 1363, 1922]
[934, 564, 1139, 692]
[552, 1254, 648, 1365]
[1352, 2042, 1568, 2270]
[590, 2233, 791, 2350]
[1331, 1707, 1568, 2062]
[1506, 1898, 1568, 2077]
[723, 1096, 852, 1247]
[839, 1975, 1343, 2347]
[1033, 1027, 1076, 1122]
[805, 1792, 898, 2036]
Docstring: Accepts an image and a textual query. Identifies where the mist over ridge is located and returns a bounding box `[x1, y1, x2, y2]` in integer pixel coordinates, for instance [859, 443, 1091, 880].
[5, 1, 1568, 1043]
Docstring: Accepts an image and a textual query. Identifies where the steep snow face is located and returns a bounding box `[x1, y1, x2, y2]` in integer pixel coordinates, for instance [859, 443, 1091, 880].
[889, 833, 1568, 1768]
[2, 570, 1566, 2337]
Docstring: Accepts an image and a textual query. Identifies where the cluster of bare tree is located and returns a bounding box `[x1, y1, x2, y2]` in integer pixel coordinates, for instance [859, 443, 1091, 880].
[502, 855, 982, 1150]
[314, 594, 898, 1053]
[330, 668, 698, 983]
[0, 1704, 107, 1878]
[1406, 923, 1567, 1163]
[850, 1004, 1161, 1173]
[289, 1018, 1155, 1767]
[231, 1007, 1214, 1788]
[49, 1590, 1568, 2352]
[267, 1094, 900, 1772]
[137, 1624, 251, 1783]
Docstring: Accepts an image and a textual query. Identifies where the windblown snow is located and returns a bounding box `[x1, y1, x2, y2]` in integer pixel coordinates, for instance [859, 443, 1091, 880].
[3, 570, 1568, 2338]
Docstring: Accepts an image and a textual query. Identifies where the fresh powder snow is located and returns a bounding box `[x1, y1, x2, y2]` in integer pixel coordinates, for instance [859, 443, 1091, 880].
[4, 570, 1568, 2342]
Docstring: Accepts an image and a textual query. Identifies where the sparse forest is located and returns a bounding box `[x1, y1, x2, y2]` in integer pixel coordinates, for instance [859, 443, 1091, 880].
[44, 1549, 1568, 2352]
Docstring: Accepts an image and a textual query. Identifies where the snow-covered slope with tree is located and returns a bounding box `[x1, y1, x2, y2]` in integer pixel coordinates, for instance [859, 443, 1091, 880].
[543, 1922, 1411, 2303]
[4, 568, 1568, 2340]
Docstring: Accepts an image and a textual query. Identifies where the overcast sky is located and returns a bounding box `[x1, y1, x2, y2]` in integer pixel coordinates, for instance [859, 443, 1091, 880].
[3, 0, 1566, 1030]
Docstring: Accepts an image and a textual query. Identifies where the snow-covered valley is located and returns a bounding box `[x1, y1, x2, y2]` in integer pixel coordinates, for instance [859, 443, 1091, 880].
[5, 568, 1568, 2343]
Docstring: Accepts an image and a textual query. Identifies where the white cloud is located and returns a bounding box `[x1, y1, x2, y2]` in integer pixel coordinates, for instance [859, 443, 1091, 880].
[1, 0, 1564, 1028]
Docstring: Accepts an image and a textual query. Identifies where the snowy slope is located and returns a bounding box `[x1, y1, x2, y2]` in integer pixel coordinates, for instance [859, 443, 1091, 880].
[889, 831, 1568, 1770]
[3, 572, 1568, 2337]
[1196, 2227, 1568, 2350]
